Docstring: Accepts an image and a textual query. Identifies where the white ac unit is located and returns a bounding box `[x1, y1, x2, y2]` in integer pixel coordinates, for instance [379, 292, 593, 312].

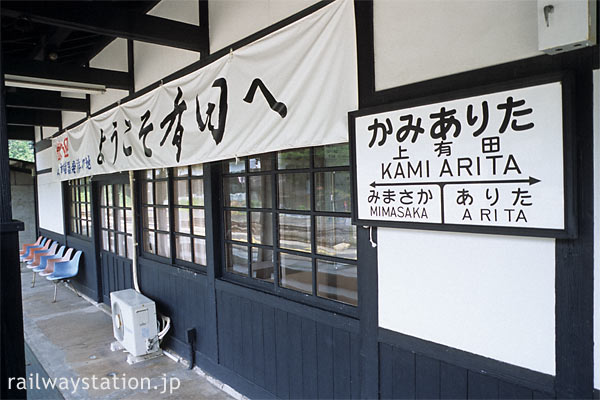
[111, 289, 159, 357]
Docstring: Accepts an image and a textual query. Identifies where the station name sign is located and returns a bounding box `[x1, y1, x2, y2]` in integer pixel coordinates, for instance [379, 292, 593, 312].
[349, 77, 575, 238]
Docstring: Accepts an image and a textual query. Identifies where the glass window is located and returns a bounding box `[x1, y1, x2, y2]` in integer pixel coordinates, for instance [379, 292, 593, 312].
[141, 169, 170, 258]
[67, 178, 92, 237]
[141, 165, 207, 267]
[99, 183, 133, 259]
[221, 144, 357, 306]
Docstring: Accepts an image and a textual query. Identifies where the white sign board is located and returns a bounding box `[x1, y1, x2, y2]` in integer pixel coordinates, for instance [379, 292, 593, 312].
[350, 78, 575, 238]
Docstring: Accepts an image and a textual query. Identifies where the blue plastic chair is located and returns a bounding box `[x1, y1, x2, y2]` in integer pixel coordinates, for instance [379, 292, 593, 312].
[20, 237, 48, 262]
[31, 246, 66, 288]
[46, 250, 83, 303]
[27, 242, 58, 267]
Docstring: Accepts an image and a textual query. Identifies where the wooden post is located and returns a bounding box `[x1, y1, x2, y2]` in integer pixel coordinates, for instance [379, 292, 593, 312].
[0, 47, 27, 399]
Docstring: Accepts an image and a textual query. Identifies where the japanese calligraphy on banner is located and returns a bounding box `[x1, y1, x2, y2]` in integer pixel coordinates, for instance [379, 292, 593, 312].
[53, 0, 357, 180]
[350, 78, 576, 238]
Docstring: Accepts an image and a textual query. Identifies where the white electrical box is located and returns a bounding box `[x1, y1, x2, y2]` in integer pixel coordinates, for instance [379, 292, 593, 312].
[537, 0, 597, 54]
[111, 289, 159, 357]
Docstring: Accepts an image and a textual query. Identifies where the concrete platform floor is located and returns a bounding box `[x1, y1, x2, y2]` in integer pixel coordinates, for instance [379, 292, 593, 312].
[20, 266, 237, 399]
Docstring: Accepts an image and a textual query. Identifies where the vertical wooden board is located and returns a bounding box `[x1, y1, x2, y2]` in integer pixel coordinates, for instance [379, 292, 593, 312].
[199, 282, 209, 356]
[171, 273, 182, 340]
[440, 362, 467, 399]
[101, 255, 109, 299]
[251, 301, 266, 389]
[217, 290, 231, 368]
[275, 309, 290, 399]
[183, 278, 194, 347]
[498, 381, 533, 399]
[286, 313, 303, 399]
[332, 328, 351, 399]
[217, 291, 233, 369]
[111, 256, 117, 294]
[468, 371, 499, 399]
[301, 319, 318, 400]
[241, 300, 254, 382]
[118, 259, 125, 290]
[392, 347, 416, 399]
[349, 333, 361, 399]
[193, 280, 205, 355]
[316, 323, 334, 399]
[532, 390, 555, 399]
[378, 343, 394, 399]
[232, 294, 244, 374]
[125, 260, 133, 289]
[144, 262, 155, 297]
[121, 259, 128, 290]
[262, 305, 277, 395]
[416, 354, 440, 399]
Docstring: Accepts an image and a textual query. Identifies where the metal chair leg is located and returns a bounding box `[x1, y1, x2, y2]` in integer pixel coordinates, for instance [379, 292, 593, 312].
[68, 281, 81, 297]
[53, 282, 58, 303]
[31, 271, 36, 288]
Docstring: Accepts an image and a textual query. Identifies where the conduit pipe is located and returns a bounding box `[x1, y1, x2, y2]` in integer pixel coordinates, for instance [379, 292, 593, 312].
[129, 170, 171, 342]
[129, 171, 141, 293]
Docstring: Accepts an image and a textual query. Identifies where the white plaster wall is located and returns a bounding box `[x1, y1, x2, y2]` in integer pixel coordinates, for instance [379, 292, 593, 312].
[41, 127, 56, 140]
[61, 92, 87, 128]
[373, 0, 543, 90]
[209, 0, 319, 52]
[89, 38, 129, 113]
[134, 0, 201, 91]
[593, 69, 599, 390]
[36, 148, 64, 235]
[34, 126, 42, 142]
[378, 229, 555, 375]
[35, 146, 55, 171]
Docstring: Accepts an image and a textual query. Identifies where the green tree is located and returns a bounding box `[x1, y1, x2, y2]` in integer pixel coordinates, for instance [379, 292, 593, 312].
[8, 140, 34, 162]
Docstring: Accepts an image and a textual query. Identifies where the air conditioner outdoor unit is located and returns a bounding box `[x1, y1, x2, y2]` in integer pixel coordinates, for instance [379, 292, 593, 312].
[110, 289, 160, 362]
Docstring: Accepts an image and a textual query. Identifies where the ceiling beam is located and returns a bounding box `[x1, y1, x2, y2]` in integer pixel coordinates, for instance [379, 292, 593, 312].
[7, 109, 62, 128]
[29, 27, 72, 61]
[4, 57, 132, 91]
[7, 126, 35, 141]
[6, 89, 89, 112]
[2, 2, 208, 54]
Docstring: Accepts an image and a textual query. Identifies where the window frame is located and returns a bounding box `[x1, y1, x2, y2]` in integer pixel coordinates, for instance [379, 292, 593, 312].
[98, 182, 134, 259]
[220, 146, 358, 316]
[138, 167, 208, 273]
[66, 177, 92, 239]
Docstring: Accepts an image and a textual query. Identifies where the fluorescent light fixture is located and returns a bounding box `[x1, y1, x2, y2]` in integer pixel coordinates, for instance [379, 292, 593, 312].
[4, 74, 107, 95]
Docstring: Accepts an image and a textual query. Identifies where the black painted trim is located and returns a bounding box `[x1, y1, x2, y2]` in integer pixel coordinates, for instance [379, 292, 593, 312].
[36, 168, 52, 175]
[33, 150, 39, 237]
[203, 162, 220, 362]
[554, 66, 595, 398]
[52, 0, 334, 137]
[379, 328, 556, 395]
[357, 225, 379, 399]
[127, 39, 134, 96]
[354, 0, 374, 109]
[34, 139, 52, 152]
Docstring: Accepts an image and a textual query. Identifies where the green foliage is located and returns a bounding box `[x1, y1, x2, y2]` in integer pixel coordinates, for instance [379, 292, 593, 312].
[8, 140, 34, 163]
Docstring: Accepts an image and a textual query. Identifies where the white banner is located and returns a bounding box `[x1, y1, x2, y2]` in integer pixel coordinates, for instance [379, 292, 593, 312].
[53, 0, 357, 181]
